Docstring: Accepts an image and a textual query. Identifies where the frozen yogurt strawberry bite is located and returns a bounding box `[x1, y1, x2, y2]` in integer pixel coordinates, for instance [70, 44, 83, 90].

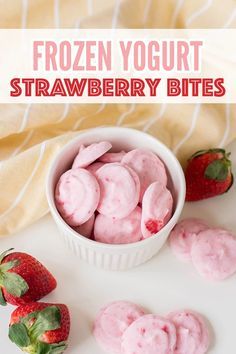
[169, 218, 209, 262]
[74, 213, 95, 238]
[94, 206, 142, 244]
[93, 301, 146, 354]
[93, 300, 212, 354]
[98, 151, 126, 163]
[191, 228, 236, 281]
[55, 168, 100, 226]
[55, 140, 174, 245]
[95, 163, 140, 219]
[169, 218, 236, 281]
[86, 161, 104, 175]
[121, 314, 177, 354]
[72, 141, 112, 169]
[122, 149, 167, 201]
[141, 181, 173, 239]
[168, 310, 210, 354]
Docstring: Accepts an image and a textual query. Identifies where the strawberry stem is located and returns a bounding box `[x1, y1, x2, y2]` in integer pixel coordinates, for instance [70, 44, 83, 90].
[0, 249, 29, 301]
[205, 158, 231, 181]
[36, 341, 67, 354]
[0, 248, 14, 263]
[0, 260, 20, 272]
[9, 323, 30, 348]
[0, 271, 29, 298]
[9, 306, 66, 354]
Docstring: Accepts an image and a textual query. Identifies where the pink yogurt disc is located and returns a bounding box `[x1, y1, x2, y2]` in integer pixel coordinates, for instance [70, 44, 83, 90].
[121, 149, 167, 201]
[94, 206, 142, 244]
[79, 144, 85, 152]
[141, 181, 173, 239]
[55, 168, 100, 226]
[191, 228, 236, 281]
[169, 218, 209, 262]
[168, 310, 210, 354]
[86, 162, 105, 175]
[121, 314, 177, 354]
[72, 141, 112, 169]
[74, 213, 95, 238]
[99, 151, 126, 163]
[93, 301, 146, 354]
[95, 163, 140, 219]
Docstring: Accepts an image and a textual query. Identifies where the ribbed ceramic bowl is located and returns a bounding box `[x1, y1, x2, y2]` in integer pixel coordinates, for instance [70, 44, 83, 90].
[46, 127, 186, 271]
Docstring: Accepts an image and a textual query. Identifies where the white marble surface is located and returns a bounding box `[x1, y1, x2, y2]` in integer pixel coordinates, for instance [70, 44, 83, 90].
[1, 140, 236, 354]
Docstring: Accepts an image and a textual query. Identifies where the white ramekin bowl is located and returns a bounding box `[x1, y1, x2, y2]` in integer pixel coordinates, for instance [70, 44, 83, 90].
[46, 127, 186, 271]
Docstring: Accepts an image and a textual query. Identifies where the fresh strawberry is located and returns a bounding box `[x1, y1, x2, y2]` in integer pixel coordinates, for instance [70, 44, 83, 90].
[0, 249, 57, 306]
[185, 148, 234, 201]
[9, 302, 70, 354]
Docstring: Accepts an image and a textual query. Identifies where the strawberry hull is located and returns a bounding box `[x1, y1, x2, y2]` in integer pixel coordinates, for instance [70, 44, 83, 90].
[9, 302, 70, 354]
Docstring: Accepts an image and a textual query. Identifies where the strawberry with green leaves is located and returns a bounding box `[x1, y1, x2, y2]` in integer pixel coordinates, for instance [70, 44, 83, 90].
[185, 148, 234, 201]
[0, 249, 57, 306]
[9, 302, 70, 354]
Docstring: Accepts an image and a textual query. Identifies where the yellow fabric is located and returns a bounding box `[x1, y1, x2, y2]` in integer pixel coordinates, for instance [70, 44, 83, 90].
[0, 0, 236, 236]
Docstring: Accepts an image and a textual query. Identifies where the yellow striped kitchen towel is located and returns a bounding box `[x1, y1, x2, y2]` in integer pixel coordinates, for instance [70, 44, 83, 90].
[0, 0, 236, 236]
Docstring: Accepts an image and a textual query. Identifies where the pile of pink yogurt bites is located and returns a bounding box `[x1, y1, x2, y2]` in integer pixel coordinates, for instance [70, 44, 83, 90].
[93, 301, 211, 354]
[55, 141, 173, 244]
[169, 218, 236, 281]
